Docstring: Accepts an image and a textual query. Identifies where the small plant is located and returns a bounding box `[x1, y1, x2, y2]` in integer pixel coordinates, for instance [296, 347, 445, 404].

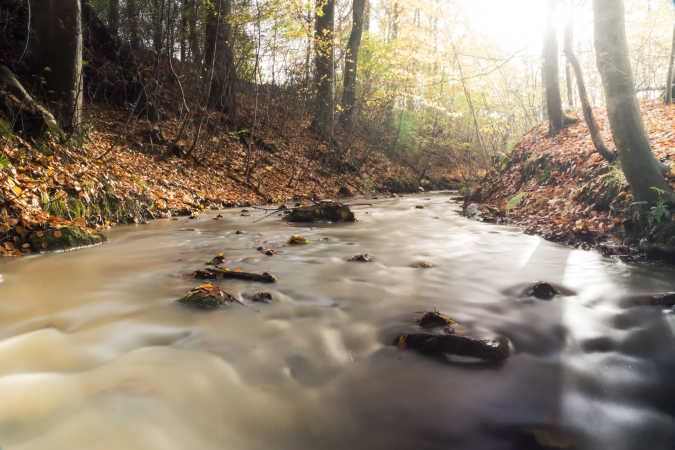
[0, 119, 12, 140]
[133, 175, 149, 191]
[506, 192, 526, 212]
[0, 153, 11, 170]
[647, 187, 670, 228]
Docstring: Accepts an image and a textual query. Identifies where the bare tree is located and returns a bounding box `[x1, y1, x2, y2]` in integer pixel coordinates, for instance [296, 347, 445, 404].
[126, 0, 140, 50]
[593, 0, 672, 204]
[564, 18, 615, 162]
[543, 0, 574, 136]
[109, 0, 119, 36]
[340, 0, 366, 131]
[204, 0, 237, 116]
[666, 22, 675, 105]
[312, 0, 335, 141]
[32, 0, 83, 131]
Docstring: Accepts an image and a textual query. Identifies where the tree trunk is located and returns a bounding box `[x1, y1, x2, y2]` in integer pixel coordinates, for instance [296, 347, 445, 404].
[188, 0, 201, 64]
[312, 0, 335, 141]
[108, 0, 119, 35]
[340, 0, 366, 131]
[564, 11, 574, 109]
[204, 0, 237, 117]
[564, 25, 615, 162]
[152, 0, 165, 54]
[126, 0, 139, 50]
[666, 23, 675, 105]
[31, 0, 83, 131]
[593, 0, 672, 204]
[543, 0, 565, 136]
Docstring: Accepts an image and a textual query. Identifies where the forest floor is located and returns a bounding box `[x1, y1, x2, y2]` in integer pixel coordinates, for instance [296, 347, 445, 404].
[467, 100, 675, 262]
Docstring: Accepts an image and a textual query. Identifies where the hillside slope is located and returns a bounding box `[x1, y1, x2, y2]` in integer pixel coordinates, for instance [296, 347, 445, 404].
[469, 100, 675, 260]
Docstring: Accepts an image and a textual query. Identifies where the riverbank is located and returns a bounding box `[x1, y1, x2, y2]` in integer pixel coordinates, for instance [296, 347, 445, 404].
[463, 100, 675, 262]
[2, 98, 456, 255]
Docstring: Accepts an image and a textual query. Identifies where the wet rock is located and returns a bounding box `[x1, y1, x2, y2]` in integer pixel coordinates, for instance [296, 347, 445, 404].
[462, 202, 502, 223]
[193, 267, 278, 283]
[29, 226, 106, 252]
[177, 284, 238, 310]
[410, 261, 434, 269]
[348, 253, 375, 262]
[287, 234, 309, 245]
[395, 333, 511, 364]
[418, 311, 456, 329]
[620, 292, 675, 309]
[510, 281, 576, 300]
[257, 246, 279, 256]
[528, 282, 557, 300]
[284, 201, 356, 223]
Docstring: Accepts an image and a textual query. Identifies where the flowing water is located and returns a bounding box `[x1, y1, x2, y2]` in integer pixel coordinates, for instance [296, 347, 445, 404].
[0, 193, 674, 450]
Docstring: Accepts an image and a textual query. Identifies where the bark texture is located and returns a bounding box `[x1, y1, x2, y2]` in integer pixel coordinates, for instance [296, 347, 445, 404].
[593, 0, 672, 204]
[31, 0, 83, 130]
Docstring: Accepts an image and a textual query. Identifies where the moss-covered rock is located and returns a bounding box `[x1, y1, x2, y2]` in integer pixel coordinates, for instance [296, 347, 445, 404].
[177, 284, 238, 310]
[28, 226, 106, 251]
[284, 201, 356, 223]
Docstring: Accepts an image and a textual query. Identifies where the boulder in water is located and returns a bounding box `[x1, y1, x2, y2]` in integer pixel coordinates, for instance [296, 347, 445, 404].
[284, 201, 356, 223]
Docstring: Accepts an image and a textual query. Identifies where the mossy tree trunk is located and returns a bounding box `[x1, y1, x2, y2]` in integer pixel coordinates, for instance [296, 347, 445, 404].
[340, 0, 366, 132]
[593, 0, 673, 204]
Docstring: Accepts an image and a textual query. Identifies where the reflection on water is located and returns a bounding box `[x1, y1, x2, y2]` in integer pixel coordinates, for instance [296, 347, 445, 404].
[0, 193, 674, 449]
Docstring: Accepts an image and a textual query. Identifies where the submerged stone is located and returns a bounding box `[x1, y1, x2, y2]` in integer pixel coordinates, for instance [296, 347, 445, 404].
[247, 291, 275, 303]
[29, 226, 106, 251]
[349, 253, 375, 262]
[410, 261, 435, 269]
[284, 201, 356, 223]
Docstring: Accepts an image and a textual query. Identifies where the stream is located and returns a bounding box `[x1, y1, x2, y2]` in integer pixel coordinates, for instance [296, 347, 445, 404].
[0, 192, 674, 450]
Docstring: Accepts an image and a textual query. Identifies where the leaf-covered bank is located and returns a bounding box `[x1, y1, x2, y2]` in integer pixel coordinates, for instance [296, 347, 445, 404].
[1, 100, 448, 256]
[465, 100, 675, 262]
